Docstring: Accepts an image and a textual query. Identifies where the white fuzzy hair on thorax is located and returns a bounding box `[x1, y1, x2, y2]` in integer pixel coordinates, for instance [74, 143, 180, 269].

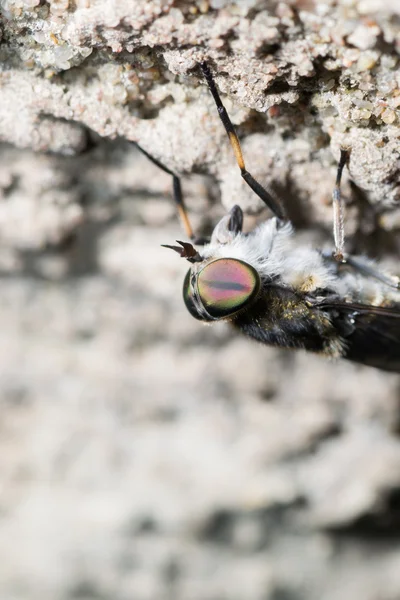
[199, 214, 400, 304]
[201, 216, 335, 293]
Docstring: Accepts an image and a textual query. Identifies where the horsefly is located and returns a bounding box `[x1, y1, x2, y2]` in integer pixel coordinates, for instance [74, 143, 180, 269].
[136, 62, 400, 372]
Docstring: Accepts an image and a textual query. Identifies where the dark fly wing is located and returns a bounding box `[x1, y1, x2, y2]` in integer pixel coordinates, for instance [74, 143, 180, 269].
[319, 301, 400, 319]
[345, 315, 400, 371]
[320, 301, 400, 372]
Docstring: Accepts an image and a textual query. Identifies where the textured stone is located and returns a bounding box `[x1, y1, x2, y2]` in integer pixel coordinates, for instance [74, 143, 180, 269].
[0, 2, 400, 600]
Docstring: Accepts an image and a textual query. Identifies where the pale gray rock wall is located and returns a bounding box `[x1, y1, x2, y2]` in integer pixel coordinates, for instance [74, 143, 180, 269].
[0, 2, 400, 600]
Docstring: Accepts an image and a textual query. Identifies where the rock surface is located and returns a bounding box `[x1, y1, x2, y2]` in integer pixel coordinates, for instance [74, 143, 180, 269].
[0, 2, 400, 600]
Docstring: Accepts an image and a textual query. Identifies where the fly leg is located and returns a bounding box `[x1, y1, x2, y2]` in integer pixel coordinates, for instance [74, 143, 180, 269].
[345, 255, 400, 290]
[331, 148, 349, 262]
[132, 142, 199, 242]
[322, 249, 400, 290]
[200, 62, 286, 222]
[329, 149, 400, 289]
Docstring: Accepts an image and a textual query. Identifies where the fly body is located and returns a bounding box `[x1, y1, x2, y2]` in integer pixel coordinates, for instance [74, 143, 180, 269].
[181, 209, 400, 372]
[136, 62, 400, 372]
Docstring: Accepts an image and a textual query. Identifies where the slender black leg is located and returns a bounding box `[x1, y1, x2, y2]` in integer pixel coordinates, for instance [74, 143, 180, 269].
[323, 248, 400, 291]
[132, 142, 195, 241]
[332, 149, 349, 262]
[200, 62, 286, 221]
[345, 255, 400, 290]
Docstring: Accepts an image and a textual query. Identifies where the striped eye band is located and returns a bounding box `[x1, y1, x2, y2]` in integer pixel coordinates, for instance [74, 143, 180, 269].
[183, 258, 260, 320]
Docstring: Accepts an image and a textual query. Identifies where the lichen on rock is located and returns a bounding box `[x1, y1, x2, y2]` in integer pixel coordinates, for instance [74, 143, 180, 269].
[0, 3, 400, 600]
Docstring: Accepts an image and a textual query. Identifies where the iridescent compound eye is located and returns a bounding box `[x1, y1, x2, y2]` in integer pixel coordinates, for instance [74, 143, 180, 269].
[198, 259, 260, 318]
[183, 269, 206, 321]
[183, 258, 260, 321]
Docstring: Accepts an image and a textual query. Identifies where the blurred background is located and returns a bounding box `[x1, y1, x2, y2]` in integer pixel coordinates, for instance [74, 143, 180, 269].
[0, 140, 399, 600]
[2, 0, 400, 598]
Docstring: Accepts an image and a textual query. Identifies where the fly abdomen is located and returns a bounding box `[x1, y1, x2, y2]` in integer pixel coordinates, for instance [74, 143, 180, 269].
[232, 286, 342, 356]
